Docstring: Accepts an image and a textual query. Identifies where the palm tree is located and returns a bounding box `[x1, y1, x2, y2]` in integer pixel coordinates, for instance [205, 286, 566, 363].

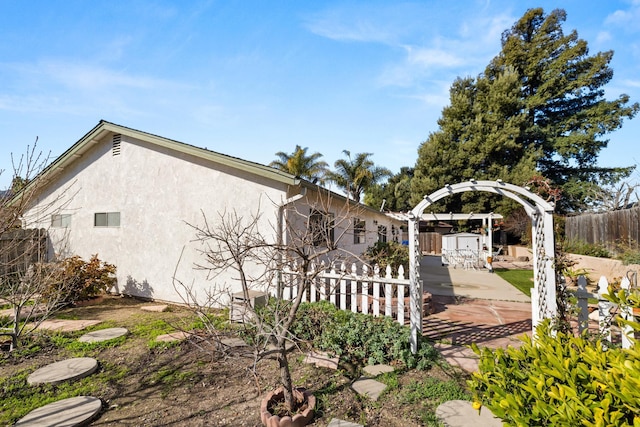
[327, 150, 392, 202]
[269, 145, 328, 183]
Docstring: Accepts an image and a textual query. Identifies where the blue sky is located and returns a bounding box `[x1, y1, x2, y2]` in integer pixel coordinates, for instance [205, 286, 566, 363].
[1, 0, 639, 190]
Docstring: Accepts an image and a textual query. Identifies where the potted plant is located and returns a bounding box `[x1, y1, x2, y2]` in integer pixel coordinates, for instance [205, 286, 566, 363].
[176, 190, 361, 425]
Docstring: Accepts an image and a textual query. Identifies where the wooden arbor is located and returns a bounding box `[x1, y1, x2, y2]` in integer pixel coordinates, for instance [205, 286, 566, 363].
[407, 180, 557, 353]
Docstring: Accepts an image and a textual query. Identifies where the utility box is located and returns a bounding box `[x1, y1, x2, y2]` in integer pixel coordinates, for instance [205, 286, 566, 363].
[230, 290, 267, 323]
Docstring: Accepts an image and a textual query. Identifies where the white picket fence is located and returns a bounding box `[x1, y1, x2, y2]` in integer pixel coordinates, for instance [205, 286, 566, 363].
[280, 262, 412, 325]
[574, 274, 637, 349]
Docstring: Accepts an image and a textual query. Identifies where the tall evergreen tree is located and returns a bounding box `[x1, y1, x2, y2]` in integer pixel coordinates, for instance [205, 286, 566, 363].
[365, 167, 415, 211]
[412, 67, 537, 214]
[327, 150, 392, 202]
[412, 8, 639, 214]
[269, 145, 328, 183]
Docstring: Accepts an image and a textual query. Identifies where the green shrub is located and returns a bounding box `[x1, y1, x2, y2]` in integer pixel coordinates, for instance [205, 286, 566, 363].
[617, 248, 640, 266]
[469, 319, 640, 426]
[290, 301, 440, 370]
[562, 240, 611, 258]
[363, 241, 410, 272]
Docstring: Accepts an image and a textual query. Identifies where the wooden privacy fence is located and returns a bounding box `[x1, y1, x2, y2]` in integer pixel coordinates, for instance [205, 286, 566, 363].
[280, 262, 421, 325]
[0, 228, 48, 276]
[566, 206, 640, 251]
[574, 274, 637, 349]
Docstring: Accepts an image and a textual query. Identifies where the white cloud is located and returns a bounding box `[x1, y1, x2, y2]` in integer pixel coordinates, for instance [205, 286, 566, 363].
[404, 46, 465, 68]
[604, 3, 640, 31]
[40, 61, 181, 91]
[621, 78, 640, 88]
[0, 59, 196, 118]
[305, 15, 396, 43]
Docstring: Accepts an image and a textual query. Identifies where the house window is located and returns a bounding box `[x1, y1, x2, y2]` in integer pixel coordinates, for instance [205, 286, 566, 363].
[353, 218, 366, 244]
[51, 214, 71, 228]
[309, 209, 334, 246]
[377, 225, 387, 243]
[94, 212, 120, 227]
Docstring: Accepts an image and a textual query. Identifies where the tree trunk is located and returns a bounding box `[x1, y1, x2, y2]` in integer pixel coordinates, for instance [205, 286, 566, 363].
[277, 346, 294, 412]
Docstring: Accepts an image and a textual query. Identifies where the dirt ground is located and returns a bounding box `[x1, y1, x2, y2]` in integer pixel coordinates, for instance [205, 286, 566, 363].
[1, 295, 468, 426]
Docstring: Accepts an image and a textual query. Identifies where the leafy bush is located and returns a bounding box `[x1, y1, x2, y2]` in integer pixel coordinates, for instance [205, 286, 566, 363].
[44, 254, 116, 303]
[618, 249, 640, 266]
[562, 239, 611, 258]
[363, 241, 409, 272]
[469, 318, 640, 426]
[291, 301, 439, 370]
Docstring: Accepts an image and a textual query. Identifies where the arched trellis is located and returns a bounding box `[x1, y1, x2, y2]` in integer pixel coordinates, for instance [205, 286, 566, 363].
[407, 180, 557, 353]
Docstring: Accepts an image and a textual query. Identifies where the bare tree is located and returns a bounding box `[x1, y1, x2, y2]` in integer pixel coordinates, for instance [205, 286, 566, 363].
[173, 189, 364, 414]
[0, 142, 76, 350]
[587, 180, 639, 212]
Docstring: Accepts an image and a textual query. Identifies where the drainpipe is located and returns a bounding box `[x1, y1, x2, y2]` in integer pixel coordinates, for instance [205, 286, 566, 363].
[276, 188, 307, 299]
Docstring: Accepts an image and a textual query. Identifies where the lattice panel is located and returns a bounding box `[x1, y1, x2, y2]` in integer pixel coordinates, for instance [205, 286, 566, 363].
[412, 219, 421, 286]
[533, 211, 549, 319]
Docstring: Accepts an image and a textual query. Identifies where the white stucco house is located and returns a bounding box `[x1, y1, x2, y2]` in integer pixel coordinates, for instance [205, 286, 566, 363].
[21, 121, 403, 304]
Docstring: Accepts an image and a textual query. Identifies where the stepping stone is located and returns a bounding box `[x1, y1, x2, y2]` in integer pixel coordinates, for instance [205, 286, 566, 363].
[14, 396, 102, 427]
[328, 419, 363, 427]
[436, 400, 502, 427]
[79, 327, 128, 343]
[221, 337, 248, 348]
[36, 319, 102, 333]
[141, 304, 168, 312]
[155, 331, 190, 342]
[28, 357, 98, 385]
[304, 350, 339, 369]
[362, 364, 393, 377]
[351, 377, 386, 401]
[0, 304, 46, 321]
[434, 343, 479, 373]
[266, 341, 296, 352]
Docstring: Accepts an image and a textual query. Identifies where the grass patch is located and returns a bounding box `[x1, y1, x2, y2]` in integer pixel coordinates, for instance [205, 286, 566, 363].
[400, 378, 471, 426]
[494, 269, 533, 297]
[130, 317, 175, 339]
[148, 366, 199, 398]
[0, 361, 128, 425]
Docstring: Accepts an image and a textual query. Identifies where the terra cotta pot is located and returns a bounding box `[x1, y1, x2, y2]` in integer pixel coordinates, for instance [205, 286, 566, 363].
[260, 387, 316, 427]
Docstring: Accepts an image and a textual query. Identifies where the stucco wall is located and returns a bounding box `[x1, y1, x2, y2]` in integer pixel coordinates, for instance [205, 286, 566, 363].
[24, 132, 404, 305]
[24, 133, 287, 304]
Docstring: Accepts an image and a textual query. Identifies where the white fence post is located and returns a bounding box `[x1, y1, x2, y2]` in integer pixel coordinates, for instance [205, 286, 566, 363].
[372, 265, 380, 316]
[597, 276, 612, 349]
[620, 276, 634, 349]
[384, 265, 392, 318]
[397, 265, 406, 325]
[361, 264, 369, 315]
[573, 274, 636, 350]
[576, 276, 589, 333]
[329, 264, 337, 306]
[309, 262, 317, 303]
[280, 260, 412, 325]
[340, 262, 347, 311]
[350, 263, 357, 313]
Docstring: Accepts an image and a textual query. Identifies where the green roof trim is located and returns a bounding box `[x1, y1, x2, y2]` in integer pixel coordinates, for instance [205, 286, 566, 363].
[42, 120, 301, 186]
[14, 120, 398, 221]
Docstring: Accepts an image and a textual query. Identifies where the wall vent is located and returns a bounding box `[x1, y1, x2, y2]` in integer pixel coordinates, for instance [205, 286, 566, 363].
[112, 134, 122, 156]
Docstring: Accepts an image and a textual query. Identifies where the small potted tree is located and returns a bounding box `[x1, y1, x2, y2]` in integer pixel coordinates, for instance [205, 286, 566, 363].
[176, 191, 360, 426]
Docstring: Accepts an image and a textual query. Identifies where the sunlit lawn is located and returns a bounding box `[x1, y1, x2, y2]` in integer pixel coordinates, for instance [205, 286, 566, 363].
[495, 268, 534, 297]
